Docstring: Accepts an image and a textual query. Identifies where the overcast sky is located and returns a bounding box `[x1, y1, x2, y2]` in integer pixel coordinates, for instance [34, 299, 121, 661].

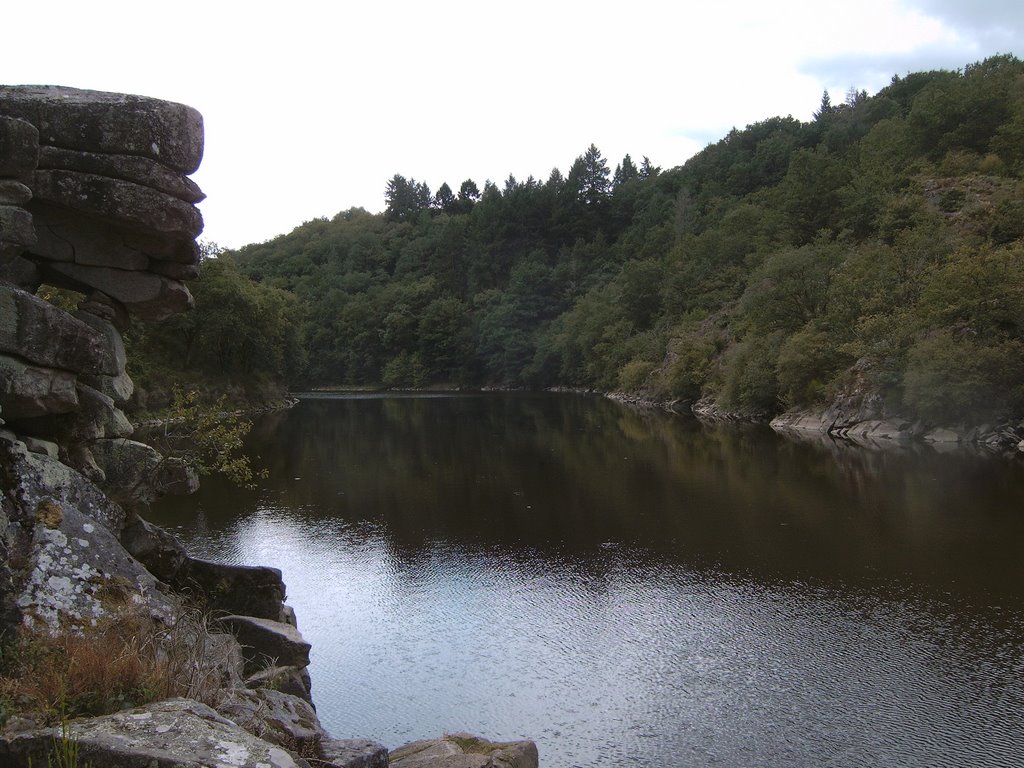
[2, 1, 1021, 249]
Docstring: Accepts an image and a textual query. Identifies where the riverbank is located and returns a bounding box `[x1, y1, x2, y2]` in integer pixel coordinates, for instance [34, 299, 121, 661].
[605, 389, 1024, 455]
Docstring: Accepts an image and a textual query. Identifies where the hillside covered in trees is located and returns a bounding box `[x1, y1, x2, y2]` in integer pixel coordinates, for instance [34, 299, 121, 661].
[144, 55, 1024, 426]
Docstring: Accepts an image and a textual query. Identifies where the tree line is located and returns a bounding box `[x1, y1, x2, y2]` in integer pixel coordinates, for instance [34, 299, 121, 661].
[135, 54, 1024, 425]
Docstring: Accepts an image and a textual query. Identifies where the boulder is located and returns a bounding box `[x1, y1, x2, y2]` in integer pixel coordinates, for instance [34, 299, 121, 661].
[0, 85, 204, 174]
[0, 353, 78, 420]
[923, 427, 962, 443]
[245, 665, 313, 705]
[121, 515, 188, 582]
[90, 439, 198, 507]
[0, 115, 39, 176]
[179, 559, 288, 621]
[28, 201, 199, 270]
[0, 179, 32, 205]
[77, 289, 131, 331]
[390, 733, 539, 768]
[0, 204, 35, 246]
[0, 698, 310, 768]
[216, 688, 323, 753]
[32, 169, 203, 240]
[1, 440, 172, 630]
[72, 309, 126, 377]
[218, 615, 312, 674]
[150, 258, 201, 280]
[320, 738, 390, 768]
[38, 145, 205, 203]
[0, 283, 105, 374]
[39, 260, 193, 321]
[2, 437, 126, 533]
[0, 252, 39, 290]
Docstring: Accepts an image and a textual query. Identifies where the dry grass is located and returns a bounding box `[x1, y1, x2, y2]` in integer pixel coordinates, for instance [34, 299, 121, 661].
[0, 608, 235, 725]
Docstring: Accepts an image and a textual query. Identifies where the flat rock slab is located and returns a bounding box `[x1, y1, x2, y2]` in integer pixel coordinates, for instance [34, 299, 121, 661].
[0, 283, 105, 374]
[32, 169, 203, 240]
[320, 737, 389, 768]
[38, 145, 205, 203]
[390, 733, 539, 768]
[180, 558, 287, 621]
[0, 85, 203, 173]
[0, 698, 310, 768]
[216, 688, 323, 752]
[219, 614, 312, 673]
[0, 115, 39, 176]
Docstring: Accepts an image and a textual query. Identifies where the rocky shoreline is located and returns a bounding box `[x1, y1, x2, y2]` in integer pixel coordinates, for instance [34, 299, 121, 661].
[0, 87, 538, 768]
[606, 390, 1024, 455]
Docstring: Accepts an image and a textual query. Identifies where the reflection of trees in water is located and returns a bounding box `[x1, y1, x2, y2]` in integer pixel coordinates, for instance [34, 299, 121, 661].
[153, 395, 1024, 601]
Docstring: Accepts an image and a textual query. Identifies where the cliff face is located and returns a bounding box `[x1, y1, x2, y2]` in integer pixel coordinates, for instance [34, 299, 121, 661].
[0, 86, 385, 768]
[0, 87, 538, 768]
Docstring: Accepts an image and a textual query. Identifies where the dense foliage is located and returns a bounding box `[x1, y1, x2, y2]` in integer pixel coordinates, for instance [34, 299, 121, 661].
[125, 251, 305, 411]
[211, 56, 1024, 424]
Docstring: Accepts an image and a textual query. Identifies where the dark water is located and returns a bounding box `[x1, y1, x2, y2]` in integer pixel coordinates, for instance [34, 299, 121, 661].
[148, 393, 1024, 767]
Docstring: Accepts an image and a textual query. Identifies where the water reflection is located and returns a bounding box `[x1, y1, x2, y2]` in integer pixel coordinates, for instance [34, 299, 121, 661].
[149, 394, 1024, 767]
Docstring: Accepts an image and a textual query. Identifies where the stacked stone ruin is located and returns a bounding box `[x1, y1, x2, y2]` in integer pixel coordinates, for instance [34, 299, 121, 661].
[0, 86, 203, 494]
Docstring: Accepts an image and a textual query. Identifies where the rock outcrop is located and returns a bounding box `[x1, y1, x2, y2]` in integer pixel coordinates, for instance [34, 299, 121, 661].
[0, 85, 539, 767]
[0, 85, 204, 500]
[390, 733, 539, 768]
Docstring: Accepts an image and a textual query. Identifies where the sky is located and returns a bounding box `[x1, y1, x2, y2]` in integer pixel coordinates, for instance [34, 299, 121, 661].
[2, 1, 1021, 250]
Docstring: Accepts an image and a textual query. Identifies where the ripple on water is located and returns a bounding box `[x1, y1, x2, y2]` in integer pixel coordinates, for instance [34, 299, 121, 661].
[165, 516, 1024, 768]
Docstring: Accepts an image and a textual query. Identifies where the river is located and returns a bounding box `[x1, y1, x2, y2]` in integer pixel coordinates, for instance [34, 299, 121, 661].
[147, 393, 1024, 767]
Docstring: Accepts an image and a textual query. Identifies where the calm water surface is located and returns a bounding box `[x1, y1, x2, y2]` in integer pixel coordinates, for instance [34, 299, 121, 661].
[149, 394, 1024, 767]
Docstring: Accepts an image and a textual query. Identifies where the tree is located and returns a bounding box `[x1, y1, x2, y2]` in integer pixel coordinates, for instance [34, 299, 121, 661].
[434, 182, 457, 213]
[613, 154, 639, 187]
[813, 90, 834, 121]
[638, 156, 660, 179]
[458, 179, 480, 202]
[567, 144, 611, 207]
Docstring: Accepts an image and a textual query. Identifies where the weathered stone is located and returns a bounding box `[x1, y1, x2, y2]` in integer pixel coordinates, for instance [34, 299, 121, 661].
[2, 438, 126, 533]
[150, 257, 201, 280]
[245, 666, 313, 704]
[320, 738, 390, 768]
[40, 260, 193, 321]
[80, 369, 134, 405]
[180, 559, 288, 622]
[0, 252, 40, 290]
[78, 289, 131, 331]
[90, 439, 198, 507]
[121, 516, 188, 582]
[0, 85, 204, 173]
[218, 615, 312, 674]
[0, 205, 35, 246]
[1, 441, 172, 629]
[0, 353, 79, 420]
[0, 699, 310, 768]
[73, 309, 126, 376]
[32, 169, 203, 240]
[66, 442, 105, 482]
[390, 733, 539, 768]
[0, 115, 39, 176]
[74, 383, 133, 440]
[28, 201, 199, 270]
[22, 436, 58, 459]
[0, 179, 32, 205]
[923, 427, 962, 443]
[38, 145, 205, 203]
[216, 688, 323, 753]
[0, 283, 104, 373]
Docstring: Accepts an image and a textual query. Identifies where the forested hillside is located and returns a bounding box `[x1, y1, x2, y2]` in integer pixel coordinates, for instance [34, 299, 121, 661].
[176, 55, 1024, 424]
